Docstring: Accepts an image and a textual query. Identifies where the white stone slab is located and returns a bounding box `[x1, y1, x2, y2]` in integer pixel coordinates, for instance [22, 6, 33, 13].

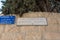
[16, 18, 48, 26]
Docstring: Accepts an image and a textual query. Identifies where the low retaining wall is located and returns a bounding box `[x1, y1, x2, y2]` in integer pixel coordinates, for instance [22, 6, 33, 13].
[0, 12, 60, 40]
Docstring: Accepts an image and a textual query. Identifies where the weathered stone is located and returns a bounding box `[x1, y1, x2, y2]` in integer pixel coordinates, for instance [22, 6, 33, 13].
[0, 25, 5, 39]
[1, 32, 23, 40]
[58, 25, 60, 32]
[20, 26, 45, 40]
[0, 25, 5, 34]
[0, 12, 60, 40]
[44, 32, 60, 40]
[47, 18, 58, 25]
[4, 25, 17, 33]
[57, 18, 60, 24]
[46, 25, 58, 32]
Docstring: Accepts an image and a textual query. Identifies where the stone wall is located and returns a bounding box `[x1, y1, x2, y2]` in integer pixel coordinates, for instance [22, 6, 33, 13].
[0, 12, 60, 40]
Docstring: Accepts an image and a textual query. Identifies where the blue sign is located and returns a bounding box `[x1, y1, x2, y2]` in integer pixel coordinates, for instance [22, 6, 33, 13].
[0, 16, 15, 24]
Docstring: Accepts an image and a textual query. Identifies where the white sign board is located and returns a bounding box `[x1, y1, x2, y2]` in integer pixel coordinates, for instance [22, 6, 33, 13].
[17, 18, 47, 26]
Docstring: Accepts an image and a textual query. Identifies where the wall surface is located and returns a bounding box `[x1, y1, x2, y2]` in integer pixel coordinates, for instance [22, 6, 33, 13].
[0, 12, 60, 40]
